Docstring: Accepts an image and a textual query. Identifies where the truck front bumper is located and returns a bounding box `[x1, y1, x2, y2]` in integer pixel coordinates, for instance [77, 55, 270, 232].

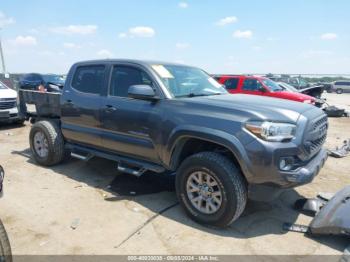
[243, 137, 328, 188]
[0, 107, 22, 123]
[279, 148, 327, 186]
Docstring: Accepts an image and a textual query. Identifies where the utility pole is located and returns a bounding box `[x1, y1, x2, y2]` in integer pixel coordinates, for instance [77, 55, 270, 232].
[0, 27, 7, 75]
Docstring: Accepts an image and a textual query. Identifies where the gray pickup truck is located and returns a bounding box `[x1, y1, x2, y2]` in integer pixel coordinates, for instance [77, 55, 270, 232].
[19, 59, 328, 227]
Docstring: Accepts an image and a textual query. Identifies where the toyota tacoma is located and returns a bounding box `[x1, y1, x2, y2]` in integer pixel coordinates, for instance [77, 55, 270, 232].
[19, 59, 328, 227]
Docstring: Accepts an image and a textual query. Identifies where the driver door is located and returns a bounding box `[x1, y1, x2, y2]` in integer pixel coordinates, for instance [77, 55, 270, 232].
[99, 64, 162, 163]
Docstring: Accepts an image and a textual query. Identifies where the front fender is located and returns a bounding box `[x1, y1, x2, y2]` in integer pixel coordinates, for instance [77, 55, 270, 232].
[165, 125, 253, 181]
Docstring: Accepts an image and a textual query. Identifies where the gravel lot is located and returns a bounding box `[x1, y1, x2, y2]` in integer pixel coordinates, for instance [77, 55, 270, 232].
[0, 93, 349, 255]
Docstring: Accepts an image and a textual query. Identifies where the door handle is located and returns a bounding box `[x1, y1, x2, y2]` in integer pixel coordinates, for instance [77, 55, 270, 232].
[104, 105, 117, 113]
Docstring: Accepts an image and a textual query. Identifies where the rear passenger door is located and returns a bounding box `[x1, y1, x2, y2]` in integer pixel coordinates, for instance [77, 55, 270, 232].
[241, 78, 265, 96]
[61, 64, 107, 148]
[99, 64, 162, 163]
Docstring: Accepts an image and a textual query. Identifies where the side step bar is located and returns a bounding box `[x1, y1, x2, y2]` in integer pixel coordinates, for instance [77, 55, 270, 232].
[71, 152, 93, 161]
[117, 164, 146, 177]
[66, 143, 166, 175]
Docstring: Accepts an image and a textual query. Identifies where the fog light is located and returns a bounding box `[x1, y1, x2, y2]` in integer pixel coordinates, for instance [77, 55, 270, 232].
[279, 157, 295, 171]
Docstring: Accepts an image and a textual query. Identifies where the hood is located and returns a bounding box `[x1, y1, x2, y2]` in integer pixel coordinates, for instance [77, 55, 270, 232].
[276, 91, 315, 102]
[180, 94, 315, 123]
[0, 87, 17, 99]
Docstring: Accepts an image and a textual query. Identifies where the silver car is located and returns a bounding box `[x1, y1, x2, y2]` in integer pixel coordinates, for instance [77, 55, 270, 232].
[332, 81, 350, 94]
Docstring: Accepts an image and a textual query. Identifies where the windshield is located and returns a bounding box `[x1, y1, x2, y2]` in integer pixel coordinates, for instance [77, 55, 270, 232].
[43, 75, 65, 84]
[262, 79, 283, 92]
[279, 82, 298, 92]
[152, 64, 227, 98]
[0, 82, 8, 89]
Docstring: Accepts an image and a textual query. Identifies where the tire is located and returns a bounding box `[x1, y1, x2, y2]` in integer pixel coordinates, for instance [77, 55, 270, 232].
[336, 88, 343, 94]
[29, 120, 65, 166]
[0, 220, 12, 262]
[176, 152, 247, 227]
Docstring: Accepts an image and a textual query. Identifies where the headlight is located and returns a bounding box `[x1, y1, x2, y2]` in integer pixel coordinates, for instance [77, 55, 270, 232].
[245, 121, 296, 142]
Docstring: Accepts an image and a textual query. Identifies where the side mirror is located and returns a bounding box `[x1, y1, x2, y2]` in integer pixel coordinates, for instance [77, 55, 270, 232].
[128, 85, 158, 101]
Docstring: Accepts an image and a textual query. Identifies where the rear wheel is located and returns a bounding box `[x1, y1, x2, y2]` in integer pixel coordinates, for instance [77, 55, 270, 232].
[336, 88, 343, 94]
[29, 120, 65, 166]
[0, 220, 12, 262]
[176, 152, 247, 227]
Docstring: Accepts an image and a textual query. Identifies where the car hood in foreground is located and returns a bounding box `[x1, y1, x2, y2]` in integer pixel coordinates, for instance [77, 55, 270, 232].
[178, 94, 318, 123]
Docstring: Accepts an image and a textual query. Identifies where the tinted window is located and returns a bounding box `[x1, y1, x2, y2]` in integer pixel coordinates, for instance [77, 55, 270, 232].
[110, 66, 153, 97]
[242, 79, 261, 91]
[335, 81, 350, 86]
[72, 66, 105, 94]
[224, 78, 239, 90]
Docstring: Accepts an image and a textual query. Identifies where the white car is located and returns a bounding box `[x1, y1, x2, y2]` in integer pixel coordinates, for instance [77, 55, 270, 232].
[0, 81, 24, 124]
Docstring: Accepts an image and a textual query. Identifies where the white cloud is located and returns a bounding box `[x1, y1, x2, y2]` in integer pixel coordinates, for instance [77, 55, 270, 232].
[178, 2, 189, 8]
[118, 32, 128, 39]
[97, 49, 113, 58]
[11, 36, 37, 46]
[119, 26, 155, 38]
[63, 42, 81, 49]
[233, 30, 253, 39]
[0, 11, 15, 28]
[321, 33, 337, 40]
[215, 16, 238, 26]
[50, 25, 98, 35]
[176, 42, 190, 49]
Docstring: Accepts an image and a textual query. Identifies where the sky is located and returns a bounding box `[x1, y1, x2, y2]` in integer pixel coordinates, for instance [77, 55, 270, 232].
[0, 0, 349, 74]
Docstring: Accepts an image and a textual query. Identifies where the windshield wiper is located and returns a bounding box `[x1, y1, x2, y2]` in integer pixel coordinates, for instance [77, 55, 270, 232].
[176, 92, 223, 98]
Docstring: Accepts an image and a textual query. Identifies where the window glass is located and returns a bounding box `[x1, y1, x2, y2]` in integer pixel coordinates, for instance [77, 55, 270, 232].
[110, 66, 153, 97]
[242, 79, 261, 91]
[261, 79, 282, 92]
[72, 66, 105, 94]
[152, 64, 227, 98]
[224, 78, 239, 90]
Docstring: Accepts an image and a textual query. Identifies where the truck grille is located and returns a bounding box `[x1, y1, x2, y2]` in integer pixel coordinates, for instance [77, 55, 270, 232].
[304, 115, 328, 157]
[0, 100, 17, 110]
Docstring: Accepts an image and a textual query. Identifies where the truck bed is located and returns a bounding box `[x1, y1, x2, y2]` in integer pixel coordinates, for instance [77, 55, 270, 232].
[18, 90, 61, 118]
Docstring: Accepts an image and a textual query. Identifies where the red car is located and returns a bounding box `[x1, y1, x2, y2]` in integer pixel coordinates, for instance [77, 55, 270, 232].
[215, 75, 316, 105]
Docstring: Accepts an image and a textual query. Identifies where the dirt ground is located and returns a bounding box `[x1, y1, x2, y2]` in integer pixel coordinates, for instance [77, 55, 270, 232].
[0, 93, 349, 255]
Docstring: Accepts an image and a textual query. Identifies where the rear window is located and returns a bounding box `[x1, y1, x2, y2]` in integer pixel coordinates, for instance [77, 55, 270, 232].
[224, 78, 239, 90]
[72, 65, 105, 94]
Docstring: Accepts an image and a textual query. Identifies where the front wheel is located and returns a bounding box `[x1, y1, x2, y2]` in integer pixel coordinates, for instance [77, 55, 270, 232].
[0, 220, 12, 262]
[176, 152, 247, 227]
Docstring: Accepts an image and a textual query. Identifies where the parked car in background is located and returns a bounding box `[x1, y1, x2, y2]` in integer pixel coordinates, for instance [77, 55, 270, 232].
[268, 76, 324, 99]
[0, 81, 24, 124]
[214, 75, 316, 105]
[19, 59, 328, 227]
[332, 81, 350, 94]
[19, 73, 63, 92]
[277, 82, 324, 107]
[0, 165, 12, 262]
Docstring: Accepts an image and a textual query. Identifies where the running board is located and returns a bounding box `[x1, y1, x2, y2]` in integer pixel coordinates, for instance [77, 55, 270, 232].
[71, 152, 93, 161]
[117, 164, 146, 177]
[66, 143, 165, 174]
